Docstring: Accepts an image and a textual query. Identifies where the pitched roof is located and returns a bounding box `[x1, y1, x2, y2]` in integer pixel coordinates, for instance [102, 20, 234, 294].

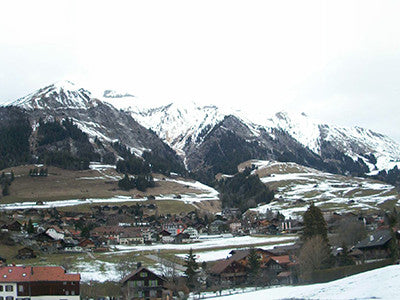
[355, 229, 392, 249]
[0, 266, 80, 282]
[121, 266, 164, 284]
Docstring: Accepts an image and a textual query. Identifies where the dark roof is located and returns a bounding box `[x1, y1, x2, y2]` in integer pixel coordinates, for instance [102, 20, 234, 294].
[121, 267, 164, 284]
[355, 230, 392, 249]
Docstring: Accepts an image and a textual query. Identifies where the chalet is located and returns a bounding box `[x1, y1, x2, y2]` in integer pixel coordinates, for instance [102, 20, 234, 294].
[2, 221, 22, 232]
[210, 248, 274, 285]
[0, 265, 80, 300]
[209, 220, 227, 234]
[174, 232, 191, 244]
[121, 264, 171, 300]
[159, 230, 174, 244]
[355, 229, 393, 259]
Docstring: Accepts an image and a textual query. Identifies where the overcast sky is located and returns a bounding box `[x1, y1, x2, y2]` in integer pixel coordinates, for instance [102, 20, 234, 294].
[1, 0, 399, 142]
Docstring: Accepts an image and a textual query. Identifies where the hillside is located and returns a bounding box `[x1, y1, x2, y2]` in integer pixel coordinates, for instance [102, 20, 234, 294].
[214, 264, 400, 299]
[239, 160, 399, 218]
[0, 163, 220, 213]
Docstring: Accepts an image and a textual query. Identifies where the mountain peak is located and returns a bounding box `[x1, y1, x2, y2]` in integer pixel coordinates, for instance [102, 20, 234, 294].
[9, 80, 96, 110]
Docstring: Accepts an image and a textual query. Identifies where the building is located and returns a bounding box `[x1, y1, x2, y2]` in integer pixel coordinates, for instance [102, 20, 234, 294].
[0, 265, 80, 300]
[355, 229, 393, 259]
[121, 264, 171, 300]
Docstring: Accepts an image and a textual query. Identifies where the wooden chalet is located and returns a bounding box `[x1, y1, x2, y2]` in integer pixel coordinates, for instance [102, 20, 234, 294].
[355, 229, 393, 259]
[121, 264, 171, 300]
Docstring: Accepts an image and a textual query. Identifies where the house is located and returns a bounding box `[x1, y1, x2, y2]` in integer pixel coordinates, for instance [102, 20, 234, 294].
[209, 220, 227, 234]
[174, 232, 191, 244]
[119, 228, 144, 245]
[2, 220, 22, 232]
[0, 265, 80, 299]
[45, 226, 65, 240]
[159, 230, 174, 244]
[183, 226, 199, 240]
[210, 248, 273, 285]
[16, 247, 36, 260]
[121, 264, 171, 300]
[355, 229, 393, 259]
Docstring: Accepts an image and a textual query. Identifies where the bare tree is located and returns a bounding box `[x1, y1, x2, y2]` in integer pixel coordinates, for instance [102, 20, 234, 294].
[299, 235, 331, 282]
[332, 217, 366, 247]
[116, 256, 137, 280]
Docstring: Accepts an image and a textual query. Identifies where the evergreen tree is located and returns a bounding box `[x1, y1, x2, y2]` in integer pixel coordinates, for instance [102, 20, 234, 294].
[247, 248, 260, 285]
[302, 202, 328, 242]
[184, 248, 199, 290]
[2, 182, 9, 196]
[27, 219, 35, 234]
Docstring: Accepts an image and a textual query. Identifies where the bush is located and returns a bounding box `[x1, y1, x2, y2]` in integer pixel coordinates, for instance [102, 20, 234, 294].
[310, 259, 392, 283]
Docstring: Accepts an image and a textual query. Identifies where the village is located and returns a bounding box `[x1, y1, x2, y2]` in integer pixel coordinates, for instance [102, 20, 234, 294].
[1, 200, 399, 299]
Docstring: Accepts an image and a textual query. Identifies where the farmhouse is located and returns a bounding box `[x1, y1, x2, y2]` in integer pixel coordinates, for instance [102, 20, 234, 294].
[0, 265, 80, 299]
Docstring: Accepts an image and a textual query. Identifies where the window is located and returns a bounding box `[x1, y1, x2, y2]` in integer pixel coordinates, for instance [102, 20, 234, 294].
[149, 280, 158, 287]
[150, 290, 157, 298]
[5, 285, 13, 292]
[6, 297, 13, 300]
[140, 272, 147, 278]
[0, 296, 3, 300]
[138, 291, 143, 298]
[0, 285, 3, 291]
[18, 285, 24, 293]
[71, 291, 75, 296]
[137, 280, 144, 287]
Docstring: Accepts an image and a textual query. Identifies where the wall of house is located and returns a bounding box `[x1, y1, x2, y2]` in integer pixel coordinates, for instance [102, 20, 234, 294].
[0, 283, 17, 299]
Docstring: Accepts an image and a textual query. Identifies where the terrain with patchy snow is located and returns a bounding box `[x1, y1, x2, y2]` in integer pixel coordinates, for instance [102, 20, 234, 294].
[241, 160, 399, 219]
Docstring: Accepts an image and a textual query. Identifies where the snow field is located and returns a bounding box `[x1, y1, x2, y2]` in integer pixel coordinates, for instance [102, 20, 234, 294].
[208, 264, 400, 300]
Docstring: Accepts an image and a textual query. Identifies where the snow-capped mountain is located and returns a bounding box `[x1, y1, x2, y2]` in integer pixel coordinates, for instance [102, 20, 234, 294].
[120, 99, 400, 175]
[9, 81, 98, 110]
[4, 80, 400, 183]
[5, 81, 185, 172]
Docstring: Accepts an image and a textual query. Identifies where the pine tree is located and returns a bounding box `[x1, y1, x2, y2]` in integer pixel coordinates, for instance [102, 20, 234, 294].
[2, 183, 9, 196]
[302, 202, 328, 241]
[27, 219, 35, 234]
[184, 248, 199, 290]
[247, 247, 260, 285]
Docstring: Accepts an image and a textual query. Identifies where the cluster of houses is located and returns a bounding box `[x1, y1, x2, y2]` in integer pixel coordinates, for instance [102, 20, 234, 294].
[0, 204, 302, 260]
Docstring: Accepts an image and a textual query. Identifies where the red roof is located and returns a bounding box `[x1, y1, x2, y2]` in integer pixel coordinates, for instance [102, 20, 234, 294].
[0, 266, 80, 282]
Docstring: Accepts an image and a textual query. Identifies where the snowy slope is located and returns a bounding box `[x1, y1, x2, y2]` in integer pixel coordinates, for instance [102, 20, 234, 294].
[214, 265, 400, 300]
[126, 101, 400, 172]
[262, 111, 400, 171]
[244, 160, 399, 218]
[9, 80, 97, 110]
[130, 102, 227, 156]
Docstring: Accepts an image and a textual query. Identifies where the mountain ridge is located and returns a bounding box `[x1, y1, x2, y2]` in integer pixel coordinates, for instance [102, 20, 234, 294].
[4, 80, 400, 183]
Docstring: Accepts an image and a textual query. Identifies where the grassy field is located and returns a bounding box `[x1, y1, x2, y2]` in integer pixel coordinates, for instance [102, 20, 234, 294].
[0, 165, 213, 204]
[0, 164, 221, 214]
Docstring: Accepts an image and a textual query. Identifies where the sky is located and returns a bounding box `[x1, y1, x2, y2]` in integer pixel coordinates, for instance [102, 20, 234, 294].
[0, 0, 399, 142]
